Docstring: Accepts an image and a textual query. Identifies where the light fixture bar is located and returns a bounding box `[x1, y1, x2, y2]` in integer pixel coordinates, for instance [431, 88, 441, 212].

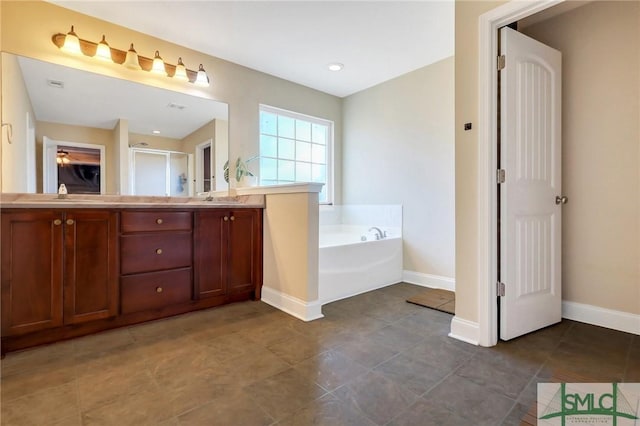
[51, 32, 202, 84]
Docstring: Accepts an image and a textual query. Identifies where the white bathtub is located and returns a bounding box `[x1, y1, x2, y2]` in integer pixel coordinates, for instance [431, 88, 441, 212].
[319, 224, 403, 304]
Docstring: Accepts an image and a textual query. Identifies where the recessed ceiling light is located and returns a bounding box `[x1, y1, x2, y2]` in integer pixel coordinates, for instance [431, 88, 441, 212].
[152, 130, 161, 134]
[328, 63, 344, 72]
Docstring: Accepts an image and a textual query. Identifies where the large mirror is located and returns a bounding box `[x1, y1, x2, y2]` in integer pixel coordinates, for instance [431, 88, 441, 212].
[1, 52, 229, 196]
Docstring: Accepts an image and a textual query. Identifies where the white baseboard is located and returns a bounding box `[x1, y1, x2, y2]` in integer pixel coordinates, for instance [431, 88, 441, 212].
[449, 316, 479, 346]
[260, 286, 324, 322]
[402, 270, 456, 292]
[320, 277, 402, 305]
[562, 301, 640, 336]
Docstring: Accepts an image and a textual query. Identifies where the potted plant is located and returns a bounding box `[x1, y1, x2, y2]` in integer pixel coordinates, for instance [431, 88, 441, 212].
[224, 156, 258, 186]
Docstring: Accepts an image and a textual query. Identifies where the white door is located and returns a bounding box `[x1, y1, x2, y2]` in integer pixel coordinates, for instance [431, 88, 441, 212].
[499, 27, 563, 340]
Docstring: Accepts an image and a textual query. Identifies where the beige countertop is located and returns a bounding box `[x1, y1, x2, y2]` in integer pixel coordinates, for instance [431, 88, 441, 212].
[0, 193, 265, 209]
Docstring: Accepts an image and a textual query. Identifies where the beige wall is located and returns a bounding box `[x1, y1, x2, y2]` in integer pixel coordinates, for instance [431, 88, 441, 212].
[521, 1, 640, 315]
[35, 121, 117, 193]
[129, 132, 182, 152]
[181, 120, 215, 158]
[1, 53, 36, 192]
[0, 0, 342, 199]
[263, 192, 319, 301]
[342, 56, 455, 279]
[455, 0, 508, 323]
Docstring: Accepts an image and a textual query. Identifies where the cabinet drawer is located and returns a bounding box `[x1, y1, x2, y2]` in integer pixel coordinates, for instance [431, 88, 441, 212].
[121, 232, 192, 274]
[121, 268, 192, 314]
[121, 211, 192, 233]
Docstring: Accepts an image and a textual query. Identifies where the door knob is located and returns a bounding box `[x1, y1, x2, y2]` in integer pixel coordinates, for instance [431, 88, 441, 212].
[230, 216, 235, 221]
[53, 219, 62, 226]
[66, 219, 75, 225]
[155, 248, 163, 255]
[223, 216, 229, 221]
[555, 195, 568, 205]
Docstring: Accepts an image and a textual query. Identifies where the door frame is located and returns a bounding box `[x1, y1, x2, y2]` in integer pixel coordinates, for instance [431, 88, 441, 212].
[43, 136, 106, 194]
[476, 0, 565, 347]
[194, 139, 213, 194]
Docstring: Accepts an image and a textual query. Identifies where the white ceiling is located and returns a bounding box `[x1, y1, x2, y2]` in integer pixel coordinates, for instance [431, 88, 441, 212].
[18, 55, 228, 139]
[50, 1, 455, 98]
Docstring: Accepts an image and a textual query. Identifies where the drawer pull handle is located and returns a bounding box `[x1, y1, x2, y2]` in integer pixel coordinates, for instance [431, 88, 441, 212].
[155, 248, 163, 255]
[156, 287, 163, 293]
[223, 216, 229, 221]
[66, 219, 75, 225]
[156, 218, 163, 224]
[230, 216, 235, 221]
[53, 219, 62, 226]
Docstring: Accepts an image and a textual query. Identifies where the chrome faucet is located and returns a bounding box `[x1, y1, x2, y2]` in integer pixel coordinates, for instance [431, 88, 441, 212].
[369, 227, 384, 240]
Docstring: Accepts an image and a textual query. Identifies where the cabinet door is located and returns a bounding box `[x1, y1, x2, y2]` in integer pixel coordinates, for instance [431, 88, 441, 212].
[228, 209, 262, 295]
[1, 211, 64, 336]
[194, 210, 227, 299]
[63, 211, 118, 324]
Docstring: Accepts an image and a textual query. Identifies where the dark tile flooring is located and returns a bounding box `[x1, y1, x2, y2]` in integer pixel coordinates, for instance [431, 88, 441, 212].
[1, 283, 638, 425]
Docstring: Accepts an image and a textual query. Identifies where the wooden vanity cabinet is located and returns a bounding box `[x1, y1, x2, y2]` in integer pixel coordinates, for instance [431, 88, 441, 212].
[63, 210, 119, 324]
[1, 210, 118, 336]
[119, 211, 193, 314]
[1, 206, 262, 354]
[194, 209, 263, 300]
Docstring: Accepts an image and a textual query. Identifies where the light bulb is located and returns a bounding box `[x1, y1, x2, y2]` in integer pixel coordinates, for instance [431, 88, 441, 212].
[195, 64, 210, 87]
[61, 25, 81, 54]
[173, 57, 189, 81]
[123, 43, 142, 70]
[95, 35, 112, 61]
[151, 51, 166, 75]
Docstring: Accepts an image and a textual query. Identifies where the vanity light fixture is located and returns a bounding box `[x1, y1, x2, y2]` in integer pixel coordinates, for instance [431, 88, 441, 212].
[328, 63, 344, 71]
[151, 51, 166, 75]
[194, 64, 210, 87]
[173, 58, 189, 82]
[123, 44, 142, 70]
[51, 26, 211, 86]
[95, 35, 112, 61]
[61, 26, 81, 55]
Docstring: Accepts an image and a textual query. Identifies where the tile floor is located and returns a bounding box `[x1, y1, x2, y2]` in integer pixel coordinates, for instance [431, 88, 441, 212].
[1, 283, 638, 425]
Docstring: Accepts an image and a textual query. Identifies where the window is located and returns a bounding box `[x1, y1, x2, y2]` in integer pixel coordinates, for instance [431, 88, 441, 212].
[259, 105, 333, 203]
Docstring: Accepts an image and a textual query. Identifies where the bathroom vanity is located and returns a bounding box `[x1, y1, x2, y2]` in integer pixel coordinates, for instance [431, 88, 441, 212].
[0, 194, 264, 354]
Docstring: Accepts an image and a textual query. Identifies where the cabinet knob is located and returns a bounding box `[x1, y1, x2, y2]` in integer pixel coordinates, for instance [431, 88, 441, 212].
[156, 218, 163, 224]
[230, 216, 235, 221]
[223, 216, 229, 221]
[155, 248, 163, 255]
[53, 219, 62, 226]
[66, 219, 75, 226]
[156, 287, 163, 293]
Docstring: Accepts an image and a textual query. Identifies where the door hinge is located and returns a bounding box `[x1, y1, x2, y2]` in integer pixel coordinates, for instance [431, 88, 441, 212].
[497, 169, 506, 184]
[497, 281, 505, 297]
[497, 55, 506, 70]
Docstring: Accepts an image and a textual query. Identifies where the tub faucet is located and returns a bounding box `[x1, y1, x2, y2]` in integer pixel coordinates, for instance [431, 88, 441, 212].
[369, 227, 384, 240]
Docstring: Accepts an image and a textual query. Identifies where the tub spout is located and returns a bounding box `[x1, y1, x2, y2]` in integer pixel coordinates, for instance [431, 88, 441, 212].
[368, 227, 384, 240]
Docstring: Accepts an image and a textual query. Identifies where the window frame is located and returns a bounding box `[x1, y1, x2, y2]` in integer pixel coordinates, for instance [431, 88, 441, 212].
[258, 104, 334, 204]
